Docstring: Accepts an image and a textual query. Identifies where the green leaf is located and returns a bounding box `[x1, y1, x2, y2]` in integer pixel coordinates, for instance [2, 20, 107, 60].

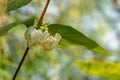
[0, 17, 35, 36]
[75, 61, 120, 80]
[7, 0, 32, 11]
[48, 24, 109, 55]
[22, 17, 35, 27]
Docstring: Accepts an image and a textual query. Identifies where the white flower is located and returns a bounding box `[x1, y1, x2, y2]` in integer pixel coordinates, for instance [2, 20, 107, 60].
[24, 27, 61, 51]
[41, 33, 61, 51]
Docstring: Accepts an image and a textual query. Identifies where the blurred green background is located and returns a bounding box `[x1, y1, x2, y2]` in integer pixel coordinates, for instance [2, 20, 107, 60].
[0, 0, 120, 80]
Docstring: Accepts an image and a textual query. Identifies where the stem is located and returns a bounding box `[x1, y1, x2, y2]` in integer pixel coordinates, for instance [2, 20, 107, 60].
[12, 0, 50, 79]
[12, 47, 29, 80]
[36, 0, 50, 29]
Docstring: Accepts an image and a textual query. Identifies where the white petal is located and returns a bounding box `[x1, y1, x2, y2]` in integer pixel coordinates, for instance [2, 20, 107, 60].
[24, 27, 34, 40]
[54, 33, 62, 42]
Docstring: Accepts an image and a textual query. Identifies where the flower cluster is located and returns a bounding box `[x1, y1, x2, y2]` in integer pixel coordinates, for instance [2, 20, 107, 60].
[24, 27, 61, 51]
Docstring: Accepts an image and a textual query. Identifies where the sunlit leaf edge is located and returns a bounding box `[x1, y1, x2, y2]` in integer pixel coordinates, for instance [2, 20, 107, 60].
[75, 61, 120, 80]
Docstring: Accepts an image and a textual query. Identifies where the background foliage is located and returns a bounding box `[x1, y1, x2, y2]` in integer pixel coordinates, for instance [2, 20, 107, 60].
[0, 0, 120, 80]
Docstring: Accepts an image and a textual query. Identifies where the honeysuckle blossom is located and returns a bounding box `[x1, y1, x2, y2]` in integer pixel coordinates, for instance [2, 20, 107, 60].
[24, 27, 61, 51]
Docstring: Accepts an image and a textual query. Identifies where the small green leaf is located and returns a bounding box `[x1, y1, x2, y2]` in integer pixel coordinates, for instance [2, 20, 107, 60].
[7, 0, 32, 11]
[48, 24, 109, 55]
[75, 61, 120, 80]
[22, 17, 35, 27]
[0, 17, 35, 36]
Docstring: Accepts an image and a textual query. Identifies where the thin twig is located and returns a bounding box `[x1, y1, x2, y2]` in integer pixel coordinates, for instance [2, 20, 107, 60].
[12, 0, 50, 79]
[12, 47, 29, 80]
[36, 0, 50, 29]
